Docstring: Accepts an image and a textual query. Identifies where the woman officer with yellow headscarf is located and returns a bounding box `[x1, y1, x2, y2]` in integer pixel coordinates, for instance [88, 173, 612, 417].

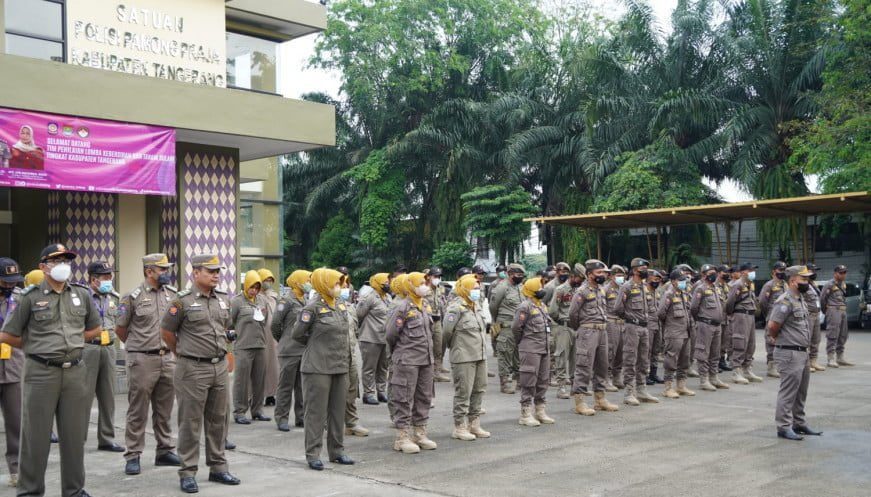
[291, 268, 354, 471]
[442, 274, 490, 441]
[230, 270, 272, 424]
[512, 277, 556, 427]
[271, 270, 311, 432]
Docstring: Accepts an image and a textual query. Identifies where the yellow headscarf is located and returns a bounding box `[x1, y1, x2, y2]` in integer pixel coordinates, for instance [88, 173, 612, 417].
[390, 274, 408, 298]
[243, 270, 262, 302]
[286, 270, 312, 300]
[25, 269, 44, 287]
[521, 276, 544, 305]
[370, 273, 389, 297]
[455, 274, 478, 307]
[257, 268, 275, 283]
[312, 267, 342, 308]
[403, 272, 427, 308]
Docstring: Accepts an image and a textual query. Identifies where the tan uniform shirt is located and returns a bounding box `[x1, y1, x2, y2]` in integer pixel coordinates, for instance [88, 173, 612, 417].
[90, 290, 120, 341]
[117, 282, 177, 351]
[603, 280, 622, 320]
[802, 282, 820, 314]
[356, 291, 391, 344]
[769, 291, 811, 347]
[657, 285, 692, 339]
[291, 296, 351, 375]
[161, 288, 231, 359]
[230, 294, 270, 350]
[819, 280, 846, 313]
[0, 290, 25, 382]
[690, 282, 725, 324]
[385, 299, 434, 367]
[489, 281, 522, 325]
[442, 300, 487, 364]
[568, 281, 607, 330]
[726, 279, 757, 315]
[613, 279, 649, 325]
[759, 278, 786, 319]
[548, 282, 577, 325]
[271, 294, 307, 357]
[512, 299, 550, 354]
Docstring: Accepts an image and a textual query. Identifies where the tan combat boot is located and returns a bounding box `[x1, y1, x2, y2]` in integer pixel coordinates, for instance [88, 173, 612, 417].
[412, 425, 437, 450]
[500, 376, 516, 394]
[837, 353, 854, 366]
[663, 380, 680, 399]
[393, 428, 420, 454]
[433, 371, 451, 382]
[710, 374, 730, 389]
[534, 404, 555, 424]
[699, 375, 716, 392]
[594, 392, 620, 412]
[556, 384, 571, 399]
[604, 379, 619, 392]
[451, 419, 476, 441]
[623, 385, 640, 406]
[732, 369, 749, 384]
[676, 379, 696, 396]
[573, 393, 595, 416]
[743, 366, 763, 383]
[345, 424, 370, 437]
[827, 353, 839, 368]
[468, 416, 490, 438]
[810, 358, 825, 372]
[767, 361, 780, 378]
[687, 361, 700, 378]
[518, 405, 541, 427]
[636, 384, 660, 403]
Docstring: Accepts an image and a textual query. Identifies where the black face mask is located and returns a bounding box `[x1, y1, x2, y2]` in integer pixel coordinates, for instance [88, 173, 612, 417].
[558, 274, 569, 283]
[638, 270, 649, 279]
[721, 273, 730, 281]
[511, 276, 524, 285]
[570, 279, 582, 288]
[650, 281, 660, 289]
[797, 283, 810, 293]
[594, 275, 606, 285]
[775, 272, 786, 280]
[533, 290, 546, 299]
[381, 284, 391, 294]
[706, 273, 717, 283]
[809, 274, 817, 281]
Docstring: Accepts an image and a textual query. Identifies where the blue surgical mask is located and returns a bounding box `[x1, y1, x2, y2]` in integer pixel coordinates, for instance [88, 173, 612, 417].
[157, 273, 172, 287]
[747, 271, 756, 281]
[615, 276, 625, 285]
[469, 289, 481, 302]
[677, 280, 687, 291]
[98, 280, 114, 294]
[302, 282, 313, 293]
[340, 288, 351, 301]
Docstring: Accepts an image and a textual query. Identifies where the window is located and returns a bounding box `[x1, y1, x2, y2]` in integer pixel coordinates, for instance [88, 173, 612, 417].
[239, 157, 283, 277]
[4, 0, 65, 62]
[226, 31, 279, 94]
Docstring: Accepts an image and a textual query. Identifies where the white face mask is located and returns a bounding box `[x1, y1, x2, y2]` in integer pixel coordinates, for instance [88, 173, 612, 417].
[615, 276, 625, 285]
[747, 271, 756, 281]
[49, 262, 72, 283]
[469, 289, 481, 302]
[415, 285, 431, 297]
[431, 278, 441, 287]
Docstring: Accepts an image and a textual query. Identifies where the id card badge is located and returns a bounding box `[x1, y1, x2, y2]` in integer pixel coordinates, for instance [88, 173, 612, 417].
[100, 330, 111, 345]
[0, 343, 11, 360]
[253, 307, 265, 322]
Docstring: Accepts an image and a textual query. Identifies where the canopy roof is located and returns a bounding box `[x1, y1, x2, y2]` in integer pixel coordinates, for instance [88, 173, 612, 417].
[525, 192, 871, 230]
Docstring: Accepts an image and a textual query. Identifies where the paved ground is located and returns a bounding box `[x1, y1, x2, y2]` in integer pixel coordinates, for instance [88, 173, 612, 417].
[3, 329, 869, 497]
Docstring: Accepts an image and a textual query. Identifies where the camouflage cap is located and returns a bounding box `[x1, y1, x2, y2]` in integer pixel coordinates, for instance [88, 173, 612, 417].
[507, 263, 526, 274]
[191, 253, 224, 270]
[834, 264, 847, 273]
[630, 257, 649, 269]
[572, 263, 586, 277]
[142, 253, 174, 268]
[610, 264, 627, 274]
[772, 261, 787, 270]
[700, 264, 716, 274]
[585, 259, 609, 272]
[669, 269, 688, 281]
[785, 265, 813, 278]
[555, 262, 571, 271]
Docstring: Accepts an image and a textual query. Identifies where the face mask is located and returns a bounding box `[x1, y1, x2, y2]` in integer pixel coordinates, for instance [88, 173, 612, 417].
[593, 275, 606, 285]
[511, 276, 524, 285]
[157, 273, 172, 287]
[747, 271, 756, 281]
[381, 284, 391, 294]
[331, 286, 343, 298]
[570, 279, 582, 288]
[50, 263, 71, 283]
[339, 288, 351, 301]
[706, 273, 717, 283]
[615, 276, 625, 285]
[498, 272, 507, 279]
[558, 274, 569, 283]
[302, 282, 313, 293]
[677, 280, 687, 291]
[721, 274, 730, 281]
[533, 290, 546, 300]
[775, 272, 786, 280]
[650, 281, 660, 289]
[638, 270, 649, 279]
[415, 285, 431, 297]
[797, 283, 810, 293]
[262, 282, 273, 290]
[98, 280, 114, 294]
[431, 278, 441, 287]
[469, 289, 481, 302]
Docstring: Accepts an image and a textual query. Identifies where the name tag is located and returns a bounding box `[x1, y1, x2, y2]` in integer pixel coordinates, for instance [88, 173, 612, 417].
[72, 297, 81, 307]
[0, 343, 11, 360]
[100, 330, 111, 345]
[531, 309, 539, 315]
[219, 301, 228, 310]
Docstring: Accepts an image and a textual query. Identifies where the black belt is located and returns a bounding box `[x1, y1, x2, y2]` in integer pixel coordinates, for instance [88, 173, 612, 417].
[775, 345, 807, 352]
[87, 339, 115, 346]
[431, 315, 441, 322]
[697, 317, 722, 326]
[624, 317, 648, 327]
[179, 353, 225, 364]
[28, 354, 82, 369]
[558, 319, 569, 326]
[733, 309, 755, 315]
[129, 349, 170, 356]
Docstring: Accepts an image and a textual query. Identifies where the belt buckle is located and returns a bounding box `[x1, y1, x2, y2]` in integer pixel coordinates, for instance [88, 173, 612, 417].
[61, 361, 72, 369]
[159, 349, 166, 356]
[210, 357, 219, 364]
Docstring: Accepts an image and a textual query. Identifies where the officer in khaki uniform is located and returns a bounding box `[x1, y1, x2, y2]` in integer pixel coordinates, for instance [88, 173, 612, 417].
[116, 253, 181, 475]
[161, 254, 240, 493]
[0, 258, 25, 488]
[657, 270, 696, 399]
[357, 273, 391, 405]
[83, 261, 125, 452]
[271, 270, 311, 432]
[0, 244, 102, 497]
[230, 270, 271, 424]
[423, 267, 450, 382]
[726, 263, 763, 384]
[548, 263, 584, 399]
[568, 260, 619, 416]
[766, 265, 823, 441]
[803, 264, 825, 372]
[512, 277, 555, 427]
[716, 265, 733, 372]
[342, 278, 369, 437]
[256, 268, 280, 406]
[690, 264, 729, 392]
[646, 270, 665, 385]
[613, 258, 658, 405]
[489, 264, 524, 394]
[603, 265, 627, 391]
[759, 261, 787, 378]
[291, 267, 355, 471]
[820, 264, 853, 367]
[443, 274, 490, 441]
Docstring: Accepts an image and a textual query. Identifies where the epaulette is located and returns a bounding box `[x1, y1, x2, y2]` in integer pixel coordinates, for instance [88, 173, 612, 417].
[21, 285, 37, 295]
[70, 282, 88, 289]
[177, 289, 192, 298]
[165, 285, 178, 293]
[130, 287, 142, 299]
[110, 290, 121, 298]
[214, 288, 228, 295]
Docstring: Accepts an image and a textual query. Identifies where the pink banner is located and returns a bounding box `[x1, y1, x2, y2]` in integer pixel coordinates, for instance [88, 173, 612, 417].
[0, 107, 175, 195]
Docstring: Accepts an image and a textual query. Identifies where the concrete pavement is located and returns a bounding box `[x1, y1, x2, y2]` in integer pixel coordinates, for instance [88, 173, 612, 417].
[3, 330, 869, 497]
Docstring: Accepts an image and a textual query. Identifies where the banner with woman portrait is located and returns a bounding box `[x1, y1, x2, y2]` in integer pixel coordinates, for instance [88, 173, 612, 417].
[0, 107, 176, 195]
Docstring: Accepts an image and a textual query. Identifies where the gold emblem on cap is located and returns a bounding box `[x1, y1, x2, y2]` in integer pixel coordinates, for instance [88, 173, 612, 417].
[157, 255, 168, 265]
[206, 256, 220, 265]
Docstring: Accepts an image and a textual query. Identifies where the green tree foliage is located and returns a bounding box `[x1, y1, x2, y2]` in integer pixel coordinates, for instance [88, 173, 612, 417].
[345, 149, 404, 251]
[310, 213, 360, 268]
[430, 242, 475, 276]
[461, 185, 538, 264]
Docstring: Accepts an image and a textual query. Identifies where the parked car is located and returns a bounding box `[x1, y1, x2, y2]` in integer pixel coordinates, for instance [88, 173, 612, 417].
[859, 274, 871, 329]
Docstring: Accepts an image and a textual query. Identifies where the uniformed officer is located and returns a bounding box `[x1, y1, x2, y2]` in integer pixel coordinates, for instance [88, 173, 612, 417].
[690, 264, 729, 392]
[443, 274, 490, 441]
[116, 253, 181, 475]
[657, 270, 695, 399]
[603, 265, 626, 391]
[646, 270, 665, 385]
[513, 277, 555, 426]
[291, 268, 354, 470]
[340, 275, 369, 438]
[716, 265, 734, 372]
[726, 263, 763, 384]
[544, 262, 569, 386]
[489, 263, 525, 394]
[256, 268, 280, 407]
[357, 273, 391, 405]
[271, 270, 311, 431]
[613, 258, 659, 405]
[472, 265, 487, 284]
[0, 258, 25, 488]
[230, 270, 271, 424]
[759, 261, 788, 378]
[424, 267, 450, 382]
[548, 263, 584, 399]
[820, 264, 853, 367]
[387, 272, 437, 454]
[0, 244, 102, 497]
[767, 265, 823, 441]
[803, 264, 825, 372]
[161, 254, 240, 492]
[568, 260, 619, 415]
[83, 261, 124, 452]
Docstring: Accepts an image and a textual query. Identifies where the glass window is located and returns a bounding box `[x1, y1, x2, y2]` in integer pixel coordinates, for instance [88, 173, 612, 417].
[5, 33, 63, 61]
[5, 0, 63, 40]
[226, 32, 278, 93]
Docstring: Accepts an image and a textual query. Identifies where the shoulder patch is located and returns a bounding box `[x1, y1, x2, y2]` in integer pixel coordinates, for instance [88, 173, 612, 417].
[779, 304, 789, 313]
[130, 287, 142, 299]
[446, 312, 457, 323]
[318, 307, 329, 314]
[300, 310, 313, 323]
[110, 290, 121, 298]
[214, 288, 228, 295]
[704, 289, 713, 295]
[165, 285, 178, 293]
[70, 282, 88, 289]
[21, 285, 37, 295]
[177, 290, 192, 298]
[168, 305, 178, 316]
[277, 303, 285, 312]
